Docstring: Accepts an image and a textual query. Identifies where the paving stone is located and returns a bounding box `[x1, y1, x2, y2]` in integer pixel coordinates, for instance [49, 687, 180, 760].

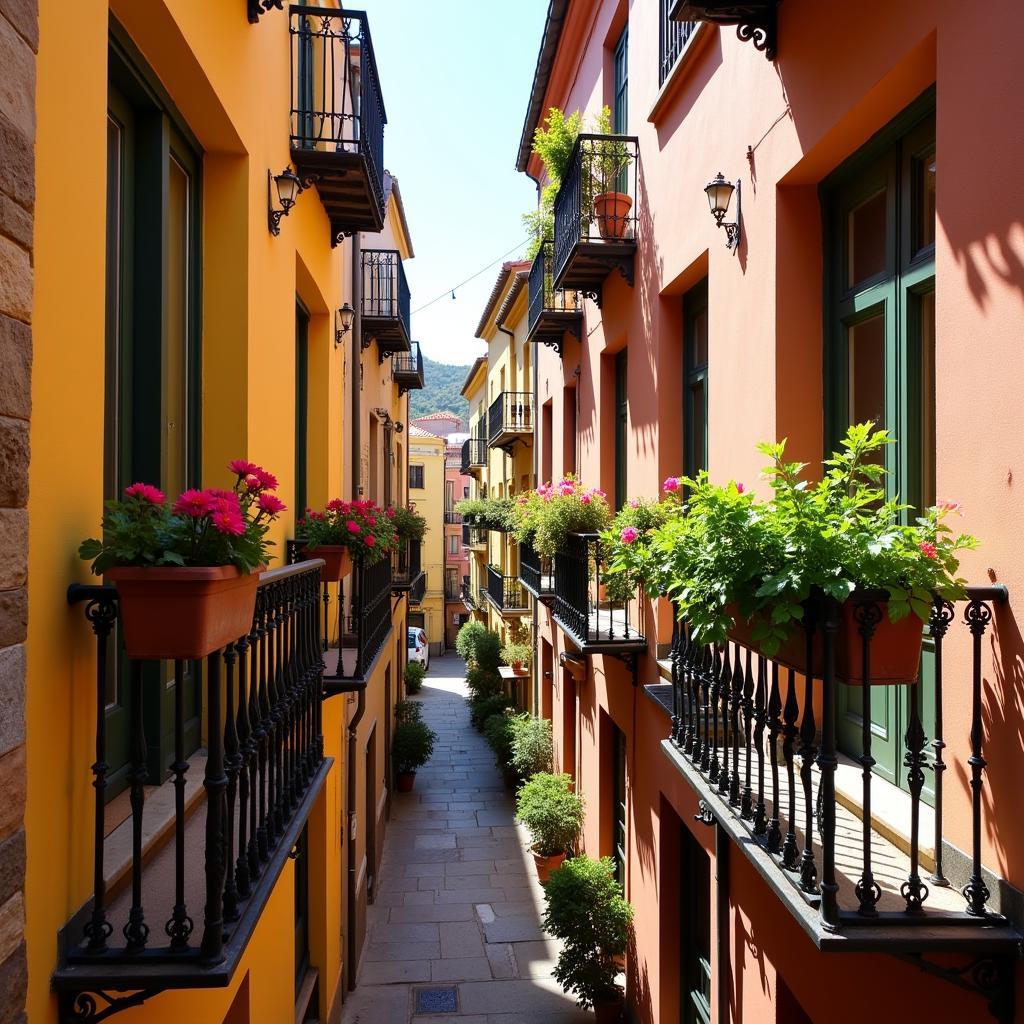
[439, 920, 486, 959]
[482, 916, 547, 943]
[430, 956, 492, 981]
[389, 903, 475, 923]
[484, 942, 518, 980]
[359, 959, 431, 985]
[458, 978, 586, 1016]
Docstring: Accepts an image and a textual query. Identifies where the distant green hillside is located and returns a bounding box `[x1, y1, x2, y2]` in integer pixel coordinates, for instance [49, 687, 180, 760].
[409, 354, 471, 420]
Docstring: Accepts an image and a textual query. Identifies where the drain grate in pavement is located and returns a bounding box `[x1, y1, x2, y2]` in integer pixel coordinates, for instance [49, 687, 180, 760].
[414, 987, 458, 1014]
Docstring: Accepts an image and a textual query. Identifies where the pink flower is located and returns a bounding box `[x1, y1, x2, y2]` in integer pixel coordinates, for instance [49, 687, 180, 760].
[620, 526, 639, 544]
[385, 507, 396, 519]
[327, 498, 350, 514]
[629, 498, 640, 509]
[558, 483, 574, 496]
[347, 520, 361, 534]
[211, 511, 246, 536]
[938, 499, 962, 515]
[663, 477, 680, 493]
[258, 493, 286, 516]
[254, 468, 278, 491]
[244, 474, 263, 492]
[736, 482, 745, 494]
[594, 489, 606, 498]
[367, 516, 377, 526]
[202, 488, 240, 515]
[228, 459, 260, 477]
[124, 482, 166, 505]
[365, 535, 376, 548]
[173, 489, 209, 517]
[919, 541, 938, 559]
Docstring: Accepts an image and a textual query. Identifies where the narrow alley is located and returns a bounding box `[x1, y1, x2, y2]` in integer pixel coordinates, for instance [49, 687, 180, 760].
[341, 655, 590, 1024]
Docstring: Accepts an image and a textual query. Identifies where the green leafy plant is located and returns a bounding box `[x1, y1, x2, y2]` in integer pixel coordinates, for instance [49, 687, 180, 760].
[602, 494, 678, 601]
[515, 772, 584, 857]
[296, 497, 398, 565]
[543, 855, 633, 1011]
[392, 716, 436, 774]
[79, 460, 287, 575]
[466, 664, 502, 699]
[500, 641, 532, 669]
[511, 476, 611, 559]
[404, 660, 426, 695]
[588, 105, 632, 192]
[470, 691, 515, 731]
[391, 505, 428, 542]
[456, 620, 488, 662]
[455, 496, 515, 532]
[474, 630, 503, 672]
[483, 710, 517, 771]
[395, 698, 423, 725]
[509, 714, 553, 779]
[523, 107, 583, 259]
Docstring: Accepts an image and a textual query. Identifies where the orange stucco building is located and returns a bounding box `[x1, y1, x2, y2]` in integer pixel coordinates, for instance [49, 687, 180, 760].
[516, 2, 1024, 1022]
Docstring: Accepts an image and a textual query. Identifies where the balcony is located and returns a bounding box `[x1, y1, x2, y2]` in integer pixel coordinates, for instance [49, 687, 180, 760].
[391, 538, 423, 592]
[656, 588, 1021, 1020]
[519, 540, 554, 603]
[56, 562, 330, 1012]
[445, 510, 463, 525]
[460, 435, 488, 476]
[552, 532, 646, 657]
[485, 564, 529, 616]
[527, 239, 581, 356]
[289, 8, 386, 240]
[552, 134, 639, 305]
[392, 340, 424, 395]
[409, 571, 427, 607]
[668, 0, 779, 61]
[462, 524, 487, 550]
[461, 581, 476, 611]
[488, 391, 534, 452]
[362, 249, 411, 357]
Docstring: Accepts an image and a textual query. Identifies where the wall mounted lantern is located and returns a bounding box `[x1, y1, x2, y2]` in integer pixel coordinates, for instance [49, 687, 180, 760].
[704, 172, 741, 251]
[334, 303, 355, 347]
[268, 167, 307, 236]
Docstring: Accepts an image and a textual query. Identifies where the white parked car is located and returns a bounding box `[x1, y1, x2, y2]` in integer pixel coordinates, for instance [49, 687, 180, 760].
[408, 627, 429, 669]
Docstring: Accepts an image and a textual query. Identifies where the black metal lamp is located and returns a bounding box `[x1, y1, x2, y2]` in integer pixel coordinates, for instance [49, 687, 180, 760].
[335, 303, 355, 346]
[704, 171, 741, 250]
[268, 167, 304, 236]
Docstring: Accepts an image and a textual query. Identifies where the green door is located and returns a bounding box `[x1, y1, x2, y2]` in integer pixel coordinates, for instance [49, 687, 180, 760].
[824, 96, 936, 798]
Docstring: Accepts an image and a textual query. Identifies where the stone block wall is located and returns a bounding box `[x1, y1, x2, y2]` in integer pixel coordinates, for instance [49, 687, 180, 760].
[0, 1, 35, 1021]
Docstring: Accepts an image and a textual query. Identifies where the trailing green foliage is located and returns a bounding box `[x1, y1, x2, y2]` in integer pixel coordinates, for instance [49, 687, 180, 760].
[509, 714, 553, 779]
[543, 855, 633, 1010]
[404, 660, 426, 695]
[523, 108, 583, 259]
[455, 496, 516, 532]
[510, 476, 612, 559]
[391, 505, 428, 542]
[515, 772, 584, 857]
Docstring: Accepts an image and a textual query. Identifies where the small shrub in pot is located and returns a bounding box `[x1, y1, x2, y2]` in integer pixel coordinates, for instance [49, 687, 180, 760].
[516, 772, 583, 880]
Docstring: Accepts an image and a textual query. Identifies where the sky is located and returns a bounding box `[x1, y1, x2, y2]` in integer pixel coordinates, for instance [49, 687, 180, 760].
[360, 0, 547, 367]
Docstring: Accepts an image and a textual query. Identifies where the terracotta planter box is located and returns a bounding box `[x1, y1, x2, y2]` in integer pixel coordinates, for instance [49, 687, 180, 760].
[594, 192, 632, 239]
[531, 849, 566, 884]
[107, 565, 259, 661]
[307, 545, 352, 582]
[396, 770, 416, 793]
[728, 601, 924, 685]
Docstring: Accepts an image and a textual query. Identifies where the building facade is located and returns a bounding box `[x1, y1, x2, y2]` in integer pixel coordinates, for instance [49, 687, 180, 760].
[406, 424, 445, 656]
[515, 2, 1024, 1023]
[442, 432, 472, 649]
[19, 4, 424, 1023]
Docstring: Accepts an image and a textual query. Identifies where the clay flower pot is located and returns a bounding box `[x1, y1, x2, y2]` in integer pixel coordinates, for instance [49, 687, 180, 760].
[106, 565, 259, 661]
[594, 192, 632, 239]
[396, 771, 416, 793]
[511, 660, 529, 676]
[307, 545, 352, 582]
[531, 849, 566, 884]
[593, 989, 625, 1024]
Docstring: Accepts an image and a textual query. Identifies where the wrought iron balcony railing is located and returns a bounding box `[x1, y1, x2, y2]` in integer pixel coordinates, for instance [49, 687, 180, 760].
[488, 391, 534, 451]
[409, 571, 426, 606]
[659, 588, 1020, 1016]
[552, 532, 645, 655]
[527, 239, 581, 356]
[289, 7, 386, 238]
[392, 341, 424, 394]
[668, 0, 779, 62]
[553, 134, 639, 302]
[57, 562, 330, 1010]
[461, 581, 476, 611]
[391, 538, 422, 590]
[659, 1, 699, 84]
[336, 554, 394, 681]
[485, 564, 529, 615]
[362, 249, 411, 356]
[519, 540, 554, 602]
[461, 435, 488, 475]
[463, 525, 487, 548]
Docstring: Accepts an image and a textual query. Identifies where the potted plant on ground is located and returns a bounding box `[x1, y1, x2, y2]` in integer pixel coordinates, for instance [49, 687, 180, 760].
[392, 701, 436, 792]
[297, 497, 397, 581]
[404, 659, 426, 695]
[501, 640, 532, 675]
[543, 855, 633, 1022]
[516, 772, 584, 882]
[484, 709, 518, 787]
[78, 460, 286, 660]
[588, 106, 633, 240]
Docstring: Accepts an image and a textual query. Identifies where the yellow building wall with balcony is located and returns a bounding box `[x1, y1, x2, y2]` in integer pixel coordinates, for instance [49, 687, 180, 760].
[408, 426, 446, 654]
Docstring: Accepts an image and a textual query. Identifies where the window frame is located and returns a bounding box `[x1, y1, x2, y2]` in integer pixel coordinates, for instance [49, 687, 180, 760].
[683, 279, 709, 480]
[409, 463, 425, 490]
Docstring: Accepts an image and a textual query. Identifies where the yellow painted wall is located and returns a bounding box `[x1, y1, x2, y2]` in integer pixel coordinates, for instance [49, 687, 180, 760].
[408, 430, 446, 651]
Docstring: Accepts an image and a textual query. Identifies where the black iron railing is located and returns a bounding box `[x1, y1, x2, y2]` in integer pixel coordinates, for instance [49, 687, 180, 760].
[486, 564, 528, 613]
[553, 532, 644, 649]
[362, 250, 410, 338]
[528, 238, 580, 339]
[336, 555, 393, 681]
[553, 134, 640, 286]
[392, 538, 421, 589]
[519, 540, 554, 600]
[462, 524, 486, 547]
[409, 571, 426, 606]
[461, 436, 488, 473]
[392, 341, 423, 391]
[61, 562, 327, 985]
[488, 391, 534, 445]
[289, 8, 384, 209]
[665, 587, 1015, 937]
[461, 581, 476, 610]
[660, 1, 698, 84]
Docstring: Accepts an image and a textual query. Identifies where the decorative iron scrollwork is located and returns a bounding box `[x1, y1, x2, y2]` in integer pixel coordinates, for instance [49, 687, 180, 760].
[669, 3, 779, 61]
[694, 800, 715, 827]
[247, 0, 283, 25]
[59, 989, 160, 1024]
[898, 952, 1017, 1024]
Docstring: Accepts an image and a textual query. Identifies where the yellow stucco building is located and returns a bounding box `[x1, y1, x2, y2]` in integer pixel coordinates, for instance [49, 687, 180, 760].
[17, 4, 425, 1023]
[406, 425, 446, 656]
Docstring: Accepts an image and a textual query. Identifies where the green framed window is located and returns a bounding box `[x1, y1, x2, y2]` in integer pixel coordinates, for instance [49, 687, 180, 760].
[684, 280, 709, 478]
[680, 825, 711, 1024]
[822, 91, 936, 795]
[613, 23, 629, 134]
[614, 350, 628, 510]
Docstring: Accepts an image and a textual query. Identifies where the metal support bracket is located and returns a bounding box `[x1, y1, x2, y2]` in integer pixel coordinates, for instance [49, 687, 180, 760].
[605, 649, 639, 685]
[694, 799, 716, 827]
[537, 336, 564, 357]
[894, 951, 1019, 1023]
[58, 989, 161, 1024]
[247, 0, 283, 24]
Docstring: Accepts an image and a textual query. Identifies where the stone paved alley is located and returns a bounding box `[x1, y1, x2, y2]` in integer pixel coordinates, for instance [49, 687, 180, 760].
[341, 655, 591, 1024]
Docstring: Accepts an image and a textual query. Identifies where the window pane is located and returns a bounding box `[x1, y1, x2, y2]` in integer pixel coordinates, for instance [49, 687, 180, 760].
[847, 188, 887, 288]
[919, 289, 936, 509]
[847, 313, 885, 433]
[689, 381, 707, 475]
[690, 307, 708, 369]
[918, 149, 936, 251]
[165, 156, 190, 500]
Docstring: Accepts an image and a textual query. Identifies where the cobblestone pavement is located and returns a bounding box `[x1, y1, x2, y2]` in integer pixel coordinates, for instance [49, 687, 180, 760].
[341, 654, 591, 1024]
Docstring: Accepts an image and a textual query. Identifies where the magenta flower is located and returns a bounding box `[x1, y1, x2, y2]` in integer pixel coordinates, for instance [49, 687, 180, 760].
[385, 507, 396, 519]
[594, 488, 606, 498]
[620, 526, 639, 544]
[663, 477, 680, 493]
[211, 511, 246, 536]
[365, 534, 376, 548]
[124, 482, 166, 505]
[937, 499, 962, 515]
[244, 474, 263, 492]
[255, 468, 278, 492]
[629, 498, 640, 509]
[228, 459, 260, 478]
[173, 489, 209, 518]
[581, 493, 592, 504]
[919, 541, 938, 559]
[258, 493, 286, 516]
[347, 520, 361, 534]
[736, 482, 745, 494]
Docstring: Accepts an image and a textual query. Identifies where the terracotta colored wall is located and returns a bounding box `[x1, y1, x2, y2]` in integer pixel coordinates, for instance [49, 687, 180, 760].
[528, 1, 1024, 1021]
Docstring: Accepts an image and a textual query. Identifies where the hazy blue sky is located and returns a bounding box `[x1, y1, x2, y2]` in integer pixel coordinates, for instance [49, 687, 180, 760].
[360, 0, 547, 367]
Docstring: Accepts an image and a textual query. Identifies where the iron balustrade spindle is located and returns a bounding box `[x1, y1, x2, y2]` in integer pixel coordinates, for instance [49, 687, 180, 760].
[361, 250, 410, 336]
[488, 391, 534, 444]
[659, 0, 698, 84]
